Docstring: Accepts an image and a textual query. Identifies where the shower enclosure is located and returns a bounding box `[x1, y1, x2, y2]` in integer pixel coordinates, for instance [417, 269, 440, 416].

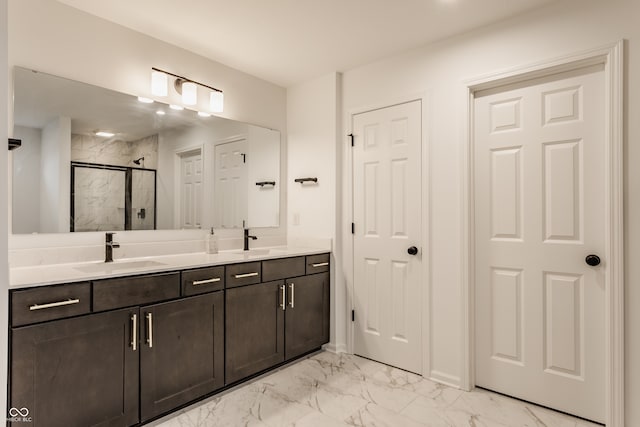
[70, 162, 157, 232]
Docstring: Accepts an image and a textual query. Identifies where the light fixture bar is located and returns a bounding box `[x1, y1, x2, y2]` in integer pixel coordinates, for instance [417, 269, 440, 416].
[151, 67, 223, 95]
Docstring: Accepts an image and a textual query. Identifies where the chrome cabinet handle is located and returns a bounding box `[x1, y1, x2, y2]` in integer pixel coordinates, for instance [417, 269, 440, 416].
[280, 285, 286, 311]
[192, 277, 221, 286]
[311, 262, 329, 268]
[235, 272, 259, 279]
[146, 313, 153, 348]
[289, 283, 295, 308]
[29, 298, 80, 311]
[131, 314, 137, 351]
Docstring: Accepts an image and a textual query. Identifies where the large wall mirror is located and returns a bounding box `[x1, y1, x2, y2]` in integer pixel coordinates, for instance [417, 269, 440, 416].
[11, 67, 281, 234]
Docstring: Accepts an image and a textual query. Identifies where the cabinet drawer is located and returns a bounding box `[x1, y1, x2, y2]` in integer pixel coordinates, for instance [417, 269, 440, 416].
[11, 282, 91, 327]
[226, 262, 261, 288]
[182, 266, 225, 296]
[262, 256, 305, 281]
[306, 253, 330, 274]
[93, 272, 180, 311]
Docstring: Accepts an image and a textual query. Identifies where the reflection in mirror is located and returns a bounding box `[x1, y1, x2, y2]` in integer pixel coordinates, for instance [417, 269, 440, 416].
[12, 67, 280, 234]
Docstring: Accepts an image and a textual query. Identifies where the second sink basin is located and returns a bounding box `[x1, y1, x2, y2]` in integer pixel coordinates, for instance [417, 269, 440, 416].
[75, 260, 166, 274]
[231, 249, 281, 256]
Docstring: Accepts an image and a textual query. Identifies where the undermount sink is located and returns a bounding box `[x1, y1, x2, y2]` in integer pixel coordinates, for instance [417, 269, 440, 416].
[231, 248, 281, 256]
[74, 260, 166, 273]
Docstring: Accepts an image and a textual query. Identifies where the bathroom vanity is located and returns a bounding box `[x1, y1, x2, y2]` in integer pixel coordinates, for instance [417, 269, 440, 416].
[8, 249, 330, 427]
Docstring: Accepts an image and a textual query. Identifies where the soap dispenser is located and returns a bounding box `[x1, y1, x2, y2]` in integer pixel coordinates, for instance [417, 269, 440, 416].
[205, 227, 218, 254]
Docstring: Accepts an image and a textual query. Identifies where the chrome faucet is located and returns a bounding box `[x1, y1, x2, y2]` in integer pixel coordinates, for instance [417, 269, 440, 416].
[243, 228, 257, 251]
[105, 232, 120, 262]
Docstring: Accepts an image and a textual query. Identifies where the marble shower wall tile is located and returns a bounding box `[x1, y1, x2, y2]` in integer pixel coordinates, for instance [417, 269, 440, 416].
[132, 169, 156, 230]
[73, 167, 125, 231]
[71, 133, 158, 169]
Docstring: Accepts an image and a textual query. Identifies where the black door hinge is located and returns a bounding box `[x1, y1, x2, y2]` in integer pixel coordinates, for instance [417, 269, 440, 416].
[351, 223, 355, 234]
[348, 133, 354, 147]
[351, 310, 355, 322]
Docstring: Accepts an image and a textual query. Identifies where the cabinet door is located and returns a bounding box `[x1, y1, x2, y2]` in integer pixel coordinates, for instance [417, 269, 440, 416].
[140, 291, 224, 421]
[285, 272, 330, 360]
[10, 308, 139, 427]
[226, 281, 285, 384]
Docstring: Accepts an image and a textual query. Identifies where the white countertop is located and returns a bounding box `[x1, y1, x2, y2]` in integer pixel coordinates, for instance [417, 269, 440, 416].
[9, 246, 330, 289]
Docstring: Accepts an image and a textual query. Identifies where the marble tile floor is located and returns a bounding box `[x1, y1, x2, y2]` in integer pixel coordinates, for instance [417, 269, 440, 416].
[151, 351, 601, 427]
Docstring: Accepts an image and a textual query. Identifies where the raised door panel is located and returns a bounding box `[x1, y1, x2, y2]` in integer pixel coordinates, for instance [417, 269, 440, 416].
[10, 308, 139, 427]
[285, 273, 330, 360]
[226, 281, 284, 384]
[140, 291, 224, 421]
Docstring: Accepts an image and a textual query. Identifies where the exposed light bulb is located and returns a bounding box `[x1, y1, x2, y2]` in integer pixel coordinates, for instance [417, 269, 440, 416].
[151, 70, 168, 96]
[210, 90, 224, 113]
[137, 96, 154, 103]
[182, 81, 197, 105]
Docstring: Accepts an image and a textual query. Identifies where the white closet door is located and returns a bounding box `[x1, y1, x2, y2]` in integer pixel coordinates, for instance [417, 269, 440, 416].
[180, 150, 202, 229]
[474, 65, 606, 423]
[352, 100, 422, 374]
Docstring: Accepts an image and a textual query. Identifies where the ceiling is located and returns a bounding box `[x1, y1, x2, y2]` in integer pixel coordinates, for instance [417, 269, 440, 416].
[57, 0, 559, 87]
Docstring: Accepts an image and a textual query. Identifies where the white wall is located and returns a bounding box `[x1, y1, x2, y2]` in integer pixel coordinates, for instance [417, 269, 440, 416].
[7, 0, 287, 249]
[335, 0, 639, 424]
[287, 72, 346, 351]
[39, 117, 70, 233]
[0, 0, 8, 420]
[12, 125, 40, 233]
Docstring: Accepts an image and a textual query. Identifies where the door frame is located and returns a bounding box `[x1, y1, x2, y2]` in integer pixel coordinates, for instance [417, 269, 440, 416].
[344, 92, 431, 377]
[462, 41, 624, 426]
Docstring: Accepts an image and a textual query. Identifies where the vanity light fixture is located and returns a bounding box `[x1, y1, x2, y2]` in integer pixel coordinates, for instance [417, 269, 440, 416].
[95, 131, 115, 138]
[210, 91, 224, 113]
[151, 70, 168, 96]
[198, 111, 211, 118]
[169, 104, 184, 111]
[151, 67, 224, 112]
[137, 96, 154, 104]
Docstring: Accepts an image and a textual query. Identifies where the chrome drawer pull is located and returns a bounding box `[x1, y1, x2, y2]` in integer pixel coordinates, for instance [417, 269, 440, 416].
[29, 298, 80, 311]
[192, 277, 221, 286]
[146, 313, 153, 348]
[234, 272, 259, 279]
[131, 314, 137, 351]
[289, 283, 295, 308]
[312, 262, 329, 267]
[280, 284, 286, 311]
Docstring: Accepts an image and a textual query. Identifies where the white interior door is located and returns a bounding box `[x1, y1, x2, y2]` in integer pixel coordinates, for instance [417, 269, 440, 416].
[179, 150, 202, 229]
[214, 139, 247, 228]
[474, 65, 606, 423]
[352, 100, 422, 374]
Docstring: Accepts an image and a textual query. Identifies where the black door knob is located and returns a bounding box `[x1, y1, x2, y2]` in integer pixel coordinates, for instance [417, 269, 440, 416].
[585, 254, 601, 267]
[407, 246, 418, 256]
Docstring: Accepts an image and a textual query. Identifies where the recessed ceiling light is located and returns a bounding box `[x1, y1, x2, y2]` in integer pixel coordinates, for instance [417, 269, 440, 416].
[169, 104, 184, 110]
[156, 110, 166, 115]
[95, 131, 115, 138]
[137, 96, 154, 103]
[198, 111, 211, 117]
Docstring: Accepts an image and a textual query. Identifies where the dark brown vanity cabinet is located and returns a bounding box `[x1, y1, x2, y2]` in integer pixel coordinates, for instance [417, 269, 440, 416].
[225, 280, 285, 384]
[225, 255, 330, 384]
[10, 307, 140, 427]
[139, 291, 224, 422]
[284, 272, 330, 360]
[9, 253, 330, 426]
